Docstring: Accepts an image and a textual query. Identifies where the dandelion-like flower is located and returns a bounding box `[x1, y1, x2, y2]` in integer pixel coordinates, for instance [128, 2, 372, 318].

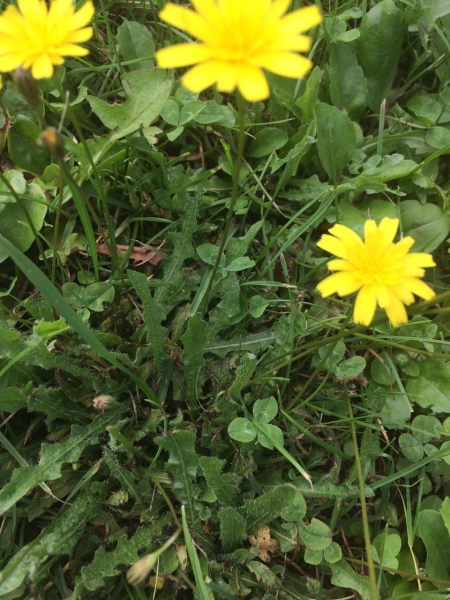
[156, 0, 322, 102]
[0, 0, 94, 80]
[316, 218, 436, 327]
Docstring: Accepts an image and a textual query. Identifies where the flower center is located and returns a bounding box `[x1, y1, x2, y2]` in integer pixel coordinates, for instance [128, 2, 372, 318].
[358, 254, 401, 287]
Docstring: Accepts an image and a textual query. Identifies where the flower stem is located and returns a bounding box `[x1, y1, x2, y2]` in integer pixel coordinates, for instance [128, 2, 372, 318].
[200, 93, 246, 312]
[345, 385, 379, 600]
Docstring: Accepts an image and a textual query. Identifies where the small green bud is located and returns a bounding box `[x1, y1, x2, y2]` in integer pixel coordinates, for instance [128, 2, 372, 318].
[394, 352, 410, 367]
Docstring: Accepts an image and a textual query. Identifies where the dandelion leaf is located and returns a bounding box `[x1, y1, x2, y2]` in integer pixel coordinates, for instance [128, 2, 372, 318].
[315, 102, 357, 183]
[128, 269, 167, 373]
[0, 491, 101, 596]
[77, 517, 171, 593]
[228, 353, 257, 400]
[181, 313, 208, 404]
[219, 507, 247, 551]
[117, 21, 155, 70]
[0, 408, 123, 515]
[205, 330, 277, 358]
[199, 456, 239, 507]
[87, 69, 172, 140]
[242, 484, 306, 532]
[155, 430, 199, 519]
[154, 192, 199, 315]
[356, 0, 406, 111]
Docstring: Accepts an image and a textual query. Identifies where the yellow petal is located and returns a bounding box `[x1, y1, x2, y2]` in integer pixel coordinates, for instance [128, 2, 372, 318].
[390, 236, 415, 259]
[354, 285, 377, 326]
[17, 0, 45, 21]
[156, 43, 213, 68]
[364, 218, 377, 239]
[328, 223, 364, 247]
[317, 234, 348, 259]
[403, 277, 435, 300]
[384, 292, 408, 327]
[391, 284, 415, 306]
[317, 271, 360, 298]
[0, 53, 22, 72]
[159, 3, 216, 42]
[216, 62, 239, 92]
[403, 267, 426, 278]
[378, 217, 399, 244]
[279, 5, 322, 35]
[31, 53, 54, 78]
[327, 259, 353, 271]
[56, 43, 89, 57]
[191, 0, 224, 24]
[266, 0, 291, 21]
[66, 1, 95, 31]
[374, 283, 390, 308]
[403, 252, 436, 268]
[253, 52, 312, 78]
[182, 60, 222, 92]
[268, 34, 312, 52]
[66, 26, 94, 44]
[237, 65, 269, 101]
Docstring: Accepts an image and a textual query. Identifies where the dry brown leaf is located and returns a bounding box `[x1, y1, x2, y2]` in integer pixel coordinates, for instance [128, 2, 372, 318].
[96, 242, 165, 266]
[248, 525, 280, 562]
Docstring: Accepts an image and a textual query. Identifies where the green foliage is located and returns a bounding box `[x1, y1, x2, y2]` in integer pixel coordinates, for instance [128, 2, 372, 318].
[2, 1, 450, 598]
[0, 490, 102, 596]
[315, 102, 357, 184]
[228, 397, 284, 450]
[87, 69, 172, 141]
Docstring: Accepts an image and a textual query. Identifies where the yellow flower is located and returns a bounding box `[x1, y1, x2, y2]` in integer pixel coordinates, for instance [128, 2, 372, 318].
[0, 0, 94, 80]
[156, 0, 322, 102]
[316, 218, 436, 327]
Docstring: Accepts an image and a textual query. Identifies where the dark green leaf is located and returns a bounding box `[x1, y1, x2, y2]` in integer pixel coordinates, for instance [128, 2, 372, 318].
[117, 21, 155, 70]
[315, 102, 357, 183]
[329, 42, 367, 119]
[356, 0, 406, 111]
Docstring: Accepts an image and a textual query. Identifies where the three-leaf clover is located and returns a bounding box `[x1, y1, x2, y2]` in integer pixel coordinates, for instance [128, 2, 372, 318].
[228, 397, 284, 450]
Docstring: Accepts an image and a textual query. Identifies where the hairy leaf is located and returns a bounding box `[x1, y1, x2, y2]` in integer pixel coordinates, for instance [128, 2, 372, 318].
[156, 430, 199, 523]
[0, 408, 123, 514]
[0, 490, 102, 595]
[77, 517, 171, 593]
[241, 484, 306, 532]
[181, 313, 208, 404]
[155, 192, 199, 314]
[199, 456, 239, 506]
[219, 507, 247, 551]
[128, 269, 167, 373]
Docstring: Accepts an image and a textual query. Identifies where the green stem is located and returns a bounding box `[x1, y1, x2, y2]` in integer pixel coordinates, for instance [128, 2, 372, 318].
[201, 94, 246, 311]
[251, 418, 312, 487]
[345, 385, 379, 600]
[51, 164, 65, 286]
[287, 308, 352, 410]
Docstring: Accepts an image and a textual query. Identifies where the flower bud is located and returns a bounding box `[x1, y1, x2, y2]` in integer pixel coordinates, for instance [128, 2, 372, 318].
[127, 553, 158, 585]
[92, 394, 116, 409]
[39, 127, 65, 159]
[14, 67, 41, 108]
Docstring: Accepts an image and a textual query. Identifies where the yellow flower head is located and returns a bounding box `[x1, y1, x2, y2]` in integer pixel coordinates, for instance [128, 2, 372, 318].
[316, 217, 436, 327]
[0, 0, 94, 80]
[156, 0, 322, 102]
